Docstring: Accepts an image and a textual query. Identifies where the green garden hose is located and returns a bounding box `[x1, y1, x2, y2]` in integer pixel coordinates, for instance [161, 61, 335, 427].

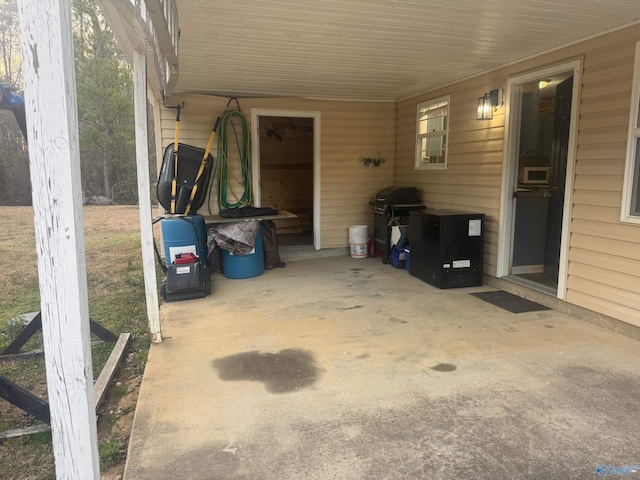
[216, 109, 252, 210]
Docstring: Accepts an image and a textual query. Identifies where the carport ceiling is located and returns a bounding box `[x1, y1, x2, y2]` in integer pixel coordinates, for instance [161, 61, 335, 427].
[176, 0, 640, 101]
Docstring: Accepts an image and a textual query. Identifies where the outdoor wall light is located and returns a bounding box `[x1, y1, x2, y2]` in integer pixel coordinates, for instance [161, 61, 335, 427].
[476, 88, 503, 120]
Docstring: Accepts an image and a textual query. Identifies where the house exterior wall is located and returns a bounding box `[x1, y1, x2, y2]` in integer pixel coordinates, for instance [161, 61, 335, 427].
[396, 24, 640, 327]
[157, 25, 640, 328]
[158, 95, 395, 248]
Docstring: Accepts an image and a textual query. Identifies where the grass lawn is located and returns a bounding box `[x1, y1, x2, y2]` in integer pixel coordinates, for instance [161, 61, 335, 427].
[0, 205, 156, 479]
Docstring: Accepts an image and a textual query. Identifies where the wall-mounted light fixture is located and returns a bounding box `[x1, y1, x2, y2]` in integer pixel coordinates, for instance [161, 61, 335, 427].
[538, 79, 550, 89]
[476, 88, 503, 120]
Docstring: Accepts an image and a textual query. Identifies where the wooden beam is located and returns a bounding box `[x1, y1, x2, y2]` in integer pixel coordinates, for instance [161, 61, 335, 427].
[0, 424, 51, 442]
[133, 48, 163, 342]
[17, 0, 100, 477]
[94, 0, 178, 99]
[145, 0, 178, 65]
[1, 333, 131, 440]
[0, 312, 41, 355]
[1, 341, 104, 360]
[1, 314, 116, 355]
[89, 318, 118, 342]
[0, 376, 50, 424]
[93, 333, 131, 411]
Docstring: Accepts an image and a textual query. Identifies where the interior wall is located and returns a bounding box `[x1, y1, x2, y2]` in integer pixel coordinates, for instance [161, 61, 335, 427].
[258, 116, 313, 235]
[158, 95, 396, 248]
[396, 23, 640, 327]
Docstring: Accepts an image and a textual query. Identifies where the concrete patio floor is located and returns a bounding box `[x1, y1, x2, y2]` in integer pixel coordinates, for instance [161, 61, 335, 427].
[124, 255, 640, 480]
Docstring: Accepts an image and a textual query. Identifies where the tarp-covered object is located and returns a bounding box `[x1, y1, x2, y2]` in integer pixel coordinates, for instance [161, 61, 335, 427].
[208, 220, 260, 256]
[207, 220, 285, 273]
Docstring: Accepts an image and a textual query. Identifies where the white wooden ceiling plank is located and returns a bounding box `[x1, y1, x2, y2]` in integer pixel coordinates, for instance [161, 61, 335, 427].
[173, 0, 640, 100]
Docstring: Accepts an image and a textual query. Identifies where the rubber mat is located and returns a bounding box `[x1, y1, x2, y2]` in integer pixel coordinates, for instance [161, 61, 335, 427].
[470, 290, 552, 314]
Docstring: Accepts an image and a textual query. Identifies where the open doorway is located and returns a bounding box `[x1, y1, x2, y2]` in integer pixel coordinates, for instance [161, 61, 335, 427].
[251, 110, 320, 249]
[498, 61, 580, 297]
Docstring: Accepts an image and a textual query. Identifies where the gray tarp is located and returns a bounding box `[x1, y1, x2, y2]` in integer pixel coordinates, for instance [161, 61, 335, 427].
[207, 220, 285, 273]
[207, 220, 260, 256]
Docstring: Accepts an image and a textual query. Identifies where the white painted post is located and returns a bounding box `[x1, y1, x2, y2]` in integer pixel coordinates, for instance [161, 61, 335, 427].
[17, 0, 100, 478]
[132, 47, 162, 342]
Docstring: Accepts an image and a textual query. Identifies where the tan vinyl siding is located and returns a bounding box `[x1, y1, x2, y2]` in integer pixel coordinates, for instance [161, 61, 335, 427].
[158, 94, 395, 248]
[569, 27, 639, 327]
[396, 81, 505, 277]
[396, 23, 640, 326]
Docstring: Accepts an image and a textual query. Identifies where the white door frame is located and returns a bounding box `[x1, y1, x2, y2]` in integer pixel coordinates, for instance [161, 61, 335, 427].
[251, 108, 322, 250]
[496, 59, 583, 300]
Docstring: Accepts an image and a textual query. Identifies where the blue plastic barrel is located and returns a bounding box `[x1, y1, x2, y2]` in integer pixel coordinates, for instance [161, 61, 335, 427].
[221, 226, 264, 279]
[161, 215, 208, 267]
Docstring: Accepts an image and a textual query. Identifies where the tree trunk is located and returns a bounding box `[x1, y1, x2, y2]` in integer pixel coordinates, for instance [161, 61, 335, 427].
[102, 138, 110, 198]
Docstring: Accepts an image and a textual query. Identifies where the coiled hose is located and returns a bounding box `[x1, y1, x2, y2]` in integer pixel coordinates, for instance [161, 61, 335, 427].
[215, 109, 252, 210]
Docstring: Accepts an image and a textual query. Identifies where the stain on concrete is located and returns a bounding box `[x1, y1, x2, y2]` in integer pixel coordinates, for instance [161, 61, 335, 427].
[429, 363, 457, 372]
[544, 324, 554, 328]
[350, 268, 366, 272]
[389, 317, 409, 324]
[355, 353, 370, 359]
[212, 349, 320, 393]
[337, 305, 363, 311]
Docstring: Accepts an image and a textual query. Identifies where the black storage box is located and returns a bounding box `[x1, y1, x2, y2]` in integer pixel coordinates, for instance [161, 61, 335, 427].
[409, 210, 485, 289]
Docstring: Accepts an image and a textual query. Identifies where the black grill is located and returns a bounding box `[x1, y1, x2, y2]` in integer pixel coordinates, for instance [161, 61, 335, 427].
[370, 186, 425, 262]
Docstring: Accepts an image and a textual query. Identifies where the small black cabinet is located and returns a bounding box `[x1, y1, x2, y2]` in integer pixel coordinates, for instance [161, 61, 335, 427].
[409, 210, 485, 289]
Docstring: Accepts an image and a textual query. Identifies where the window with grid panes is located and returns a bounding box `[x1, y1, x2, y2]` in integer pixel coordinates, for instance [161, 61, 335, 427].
[415, 96, 449, 170]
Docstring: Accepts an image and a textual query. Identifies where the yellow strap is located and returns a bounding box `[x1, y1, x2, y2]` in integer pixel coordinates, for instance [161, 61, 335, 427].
[184, 117, 219, 216]
[170, 107, 181, 214]
[184, 129, 216, 216]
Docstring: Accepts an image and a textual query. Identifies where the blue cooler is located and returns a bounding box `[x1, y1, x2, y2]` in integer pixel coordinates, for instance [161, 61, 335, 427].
[222, 226, 264, 279]
[389, 245, 406, 269]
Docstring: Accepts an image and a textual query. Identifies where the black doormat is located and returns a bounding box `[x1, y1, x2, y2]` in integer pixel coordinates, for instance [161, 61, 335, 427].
[470, 291, 552, 314]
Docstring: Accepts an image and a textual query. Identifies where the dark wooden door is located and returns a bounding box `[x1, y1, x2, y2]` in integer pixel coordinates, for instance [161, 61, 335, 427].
[544, 76, 573, 282]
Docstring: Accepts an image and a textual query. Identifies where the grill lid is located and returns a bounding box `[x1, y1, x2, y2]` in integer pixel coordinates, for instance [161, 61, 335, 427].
[373, 186, 419, 204]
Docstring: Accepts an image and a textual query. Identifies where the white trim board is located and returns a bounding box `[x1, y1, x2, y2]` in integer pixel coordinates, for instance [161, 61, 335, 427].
[496, 59, 583, 302]
[250, 109, 322, 250]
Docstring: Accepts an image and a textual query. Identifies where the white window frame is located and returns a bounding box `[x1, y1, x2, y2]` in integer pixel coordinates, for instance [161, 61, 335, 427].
[621, 41, 640, 224]
[415, 95, 449, 170]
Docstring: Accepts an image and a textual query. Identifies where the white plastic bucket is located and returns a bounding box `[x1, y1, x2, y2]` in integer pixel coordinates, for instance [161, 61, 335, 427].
[349, 225, 368, 258]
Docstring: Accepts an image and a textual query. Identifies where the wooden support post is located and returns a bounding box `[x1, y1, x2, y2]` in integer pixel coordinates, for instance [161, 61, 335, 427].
[133, 47, 163, 342]
[17, 0, 100, 477]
